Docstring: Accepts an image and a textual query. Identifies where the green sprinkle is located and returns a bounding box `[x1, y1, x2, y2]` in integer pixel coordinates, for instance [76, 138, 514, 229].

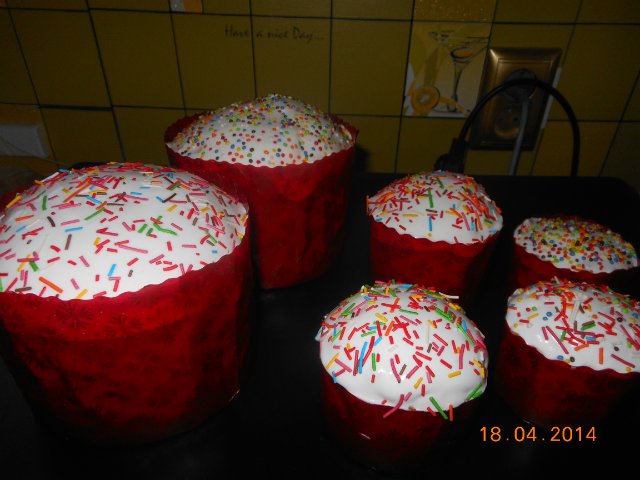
[399, 308, 418, 315]
[341, 303, 355, 317]
[156, 224, 176, 235]
[29, 261, 39, 272]
[457, 322, 475, 345]
[435, 307, 453, 321]
[153, 215, 178, 235]
[138, 223, 148, 234]
[466, 381, 485, 400]
[372, 353, 376, 371]
[429, 396, 448, 420]
[41, 195, 47, 211]
[580, 321, 596, 331]
[84, 207, 104, 220]
[331, 328, 343, 342]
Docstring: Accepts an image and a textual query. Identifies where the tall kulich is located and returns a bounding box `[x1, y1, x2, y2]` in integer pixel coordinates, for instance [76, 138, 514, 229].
[0, 163, 253, 445]
[165, 93, 358, 289]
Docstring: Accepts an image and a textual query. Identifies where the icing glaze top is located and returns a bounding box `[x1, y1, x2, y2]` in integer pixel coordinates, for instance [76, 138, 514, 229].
[367, 170, 503, 244]
[514, 216, 638, 274]
[0, 162, 248, 301]
[506, 279, 640, 374]
[317, 281, 488, 417]
[166, 93, 354, 168]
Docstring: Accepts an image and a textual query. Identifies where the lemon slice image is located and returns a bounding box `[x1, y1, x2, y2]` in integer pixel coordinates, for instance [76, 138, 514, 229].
[411, 84, 441, 115]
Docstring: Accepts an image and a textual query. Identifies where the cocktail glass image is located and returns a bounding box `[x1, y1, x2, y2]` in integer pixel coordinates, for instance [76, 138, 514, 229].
[429, 30, 488, 113]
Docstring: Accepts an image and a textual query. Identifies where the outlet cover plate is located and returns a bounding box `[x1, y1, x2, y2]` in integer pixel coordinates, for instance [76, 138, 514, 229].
[469, 47, 561, 150]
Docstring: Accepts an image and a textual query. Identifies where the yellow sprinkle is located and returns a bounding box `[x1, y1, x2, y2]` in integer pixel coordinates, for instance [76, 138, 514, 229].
[75, 289, 88, 299]
[17, 261, 27, 272]
[413, 377, 423, 389]
[472, 361, 487, 378]
[167, 204, 177, 212]
[448, 371, 462, 378]
[6, 195, 21, 208]
[325, 352, 339, 369]
[527, 313, 539, 320]
[94, 237, 101, 246]
[375, 313, 388, 323]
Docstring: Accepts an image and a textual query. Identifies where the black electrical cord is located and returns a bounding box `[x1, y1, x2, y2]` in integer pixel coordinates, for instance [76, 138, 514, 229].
[434, 77, 580, 177]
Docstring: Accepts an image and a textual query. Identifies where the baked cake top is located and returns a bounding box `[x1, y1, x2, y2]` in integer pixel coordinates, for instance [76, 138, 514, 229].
[514, 216, 637, 274]
[0, 162, 248, 300]
[367, 170, 503, 244]
[166, 93, 354, 167]
[506, 278, 640, 374]
[317, 281, 488, 417]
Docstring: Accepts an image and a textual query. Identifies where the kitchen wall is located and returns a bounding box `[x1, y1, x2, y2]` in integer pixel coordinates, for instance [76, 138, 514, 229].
[1, 0, 639, 190]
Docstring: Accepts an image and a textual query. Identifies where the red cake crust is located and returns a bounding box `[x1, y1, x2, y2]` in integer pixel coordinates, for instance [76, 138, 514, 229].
[0, 224, 253, 445]
[321, 369, 478, 472]
[369, 218, 499, 309]
[495, 329, 637, 429]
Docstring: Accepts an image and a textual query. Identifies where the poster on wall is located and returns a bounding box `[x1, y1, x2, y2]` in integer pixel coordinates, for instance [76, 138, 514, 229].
[404, 23, 491, 118]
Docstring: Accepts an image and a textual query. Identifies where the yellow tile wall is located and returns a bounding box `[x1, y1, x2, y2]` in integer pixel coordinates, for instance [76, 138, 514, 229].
[0, 0, 639, 192]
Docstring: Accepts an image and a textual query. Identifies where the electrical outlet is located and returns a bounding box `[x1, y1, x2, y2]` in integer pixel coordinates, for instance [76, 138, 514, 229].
[469, 47, 561, 150]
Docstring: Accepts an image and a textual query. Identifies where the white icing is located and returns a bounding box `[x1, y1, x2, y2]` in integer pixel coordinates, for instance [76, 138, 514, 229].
[166, 93, 354, 168]
[367, 170, 503, 244]
[505, 279, 640, 374]
[317, 282, 488, 415]
[513, 216, 637, 274]
[0, 163, 248, 301]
